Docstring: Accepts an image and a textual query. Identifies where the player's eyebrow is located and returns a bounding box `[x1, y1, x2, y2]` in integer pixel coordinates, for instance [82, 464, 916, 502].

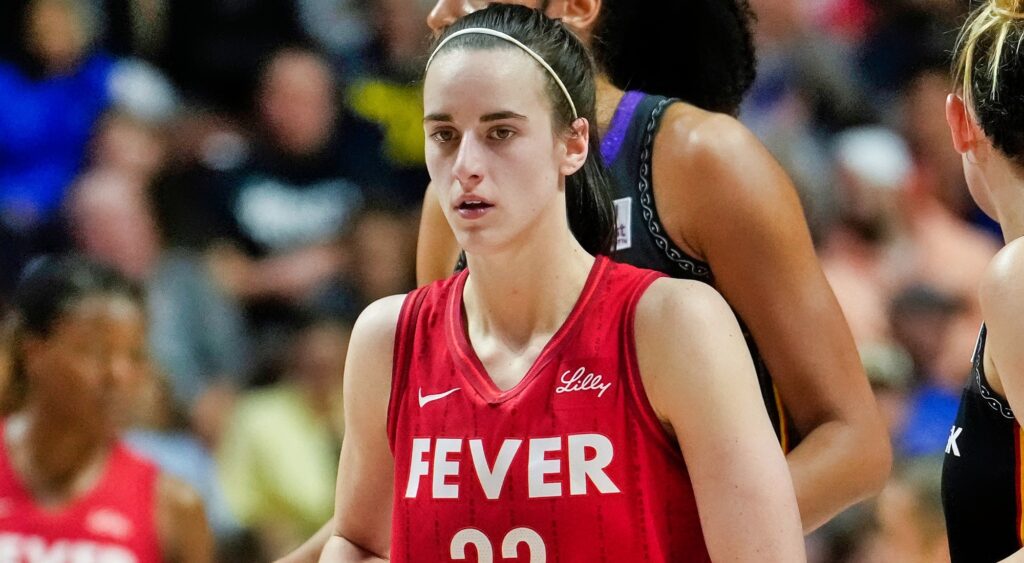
[480, 111, 527, 122]
[423, 111, 528, 123]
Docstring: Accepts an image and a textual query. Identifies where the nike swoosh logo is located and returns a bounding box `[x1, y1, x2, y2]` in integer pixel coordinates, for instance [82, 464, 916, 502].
[418, 387, 461, 407]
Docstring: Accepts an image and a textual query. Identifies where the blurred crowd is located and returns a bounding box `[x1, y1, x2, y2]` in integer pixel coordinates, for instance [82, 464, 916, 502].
[747, 1, 989, 561]
[0, 0, 991, 561]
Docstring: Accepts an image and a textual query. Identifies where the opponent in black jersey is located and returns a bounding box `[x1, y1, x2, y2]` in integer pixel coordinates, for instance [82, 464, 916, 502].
[941, 2, 1024, 561]
[601, 90, 794, 448]
[942, 327, 1022, 562]
[416, 0, 889, 535]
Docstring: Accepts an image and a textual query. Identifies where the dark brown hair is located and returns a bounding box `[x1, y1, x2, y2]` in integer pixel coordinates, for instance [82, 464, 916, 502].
[430, 4, 616, 255]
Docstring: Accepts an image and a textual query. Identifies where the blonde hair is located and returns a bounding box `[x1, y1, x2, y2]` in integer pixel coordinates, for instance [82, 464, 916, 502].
[955, 0, 1024, 105]
[952, 0, 1024, 160]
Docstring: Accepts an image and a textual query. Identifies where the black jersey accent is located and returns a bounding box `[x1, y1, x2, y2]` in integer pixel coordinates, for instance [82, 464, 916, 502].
[605, 92, 794, 447]
[942, 325, 1023, 562]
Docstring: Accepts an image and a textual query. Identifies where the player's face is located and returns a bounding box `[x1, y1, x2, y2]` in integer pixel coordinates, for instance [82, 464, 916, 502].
[22, 296, 117, 430]
[424, 48, 578, 255]
[428, 0, 548, 33]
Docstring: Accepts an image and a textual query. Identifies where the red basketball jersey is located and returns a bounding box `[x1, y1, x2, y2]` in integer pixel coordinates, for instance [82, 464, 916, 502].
[388, 256, 711, 562]
[0, 423, 163, 563]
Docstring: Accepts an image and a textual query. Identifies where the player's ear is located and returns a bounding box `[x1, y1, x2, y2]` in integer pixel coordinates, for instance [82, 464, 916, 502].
[559, 117, 589, 177]
[546, 0, 601, 40]
[947, 93, 995, 164]
[946, 94, 975, 155]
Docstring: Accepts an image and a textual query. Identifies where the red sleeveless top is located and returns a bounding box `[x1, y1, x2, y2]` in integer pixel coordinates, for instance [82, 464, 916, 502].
[0, 423, 162, 563]
[388, 256, 711, 562]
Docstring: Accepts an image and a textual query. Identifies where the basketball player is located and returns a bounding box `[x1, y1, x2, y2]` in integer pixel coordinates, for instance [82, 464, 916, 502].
[316, 5, 805, 562]
[0, 255, 212, 562]
[418, 0, 891, 534]
[941, 1, 1024, 561]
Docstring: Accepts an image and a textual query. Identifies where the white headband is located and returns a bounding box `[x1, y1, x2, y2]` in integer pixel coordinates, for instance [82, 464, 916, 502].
[425, 28, 578, 120]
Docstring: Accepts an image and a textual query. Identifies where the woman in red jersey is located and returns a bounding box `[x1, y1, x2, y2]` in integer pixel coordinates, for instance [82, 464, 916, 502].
[418, 0, 890, 535]
[285, 2, 887, 557]
[317, 5, 803, 562]
[0, 255, 212, 563]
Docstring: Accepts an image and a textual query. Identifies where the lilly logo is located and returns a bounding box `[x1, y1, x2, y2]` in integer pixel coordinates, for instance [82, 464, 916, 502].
[86, 508, 133, 541]
[555, 367, 612, 398]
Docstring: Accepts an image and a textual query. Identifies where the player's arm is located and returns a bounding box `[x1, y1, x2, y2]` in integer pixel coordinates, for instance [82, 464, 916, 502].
[636, 278, 805, 562]
[156, 475, 214, 563]
[319, 295, 406, 563]
[416, 182, 461, 286]
[980, 241, 1024, 563]
[654, 109, 891, 531]
[275, 520, 334, 563]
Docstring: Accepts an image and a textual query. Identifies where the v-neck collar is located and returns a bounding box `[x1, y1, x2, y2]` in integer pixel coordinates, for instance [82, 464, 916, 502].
[446, 256, 609, 404]
[0, 420, 119, 518]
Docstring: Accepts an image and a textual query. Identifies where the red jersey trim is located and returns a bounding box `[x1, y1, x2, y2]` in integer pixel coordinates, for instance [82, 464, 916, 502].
[388, 290, 427, 454]
[445, 256, 610, 405]
[0, 422, 122, 518]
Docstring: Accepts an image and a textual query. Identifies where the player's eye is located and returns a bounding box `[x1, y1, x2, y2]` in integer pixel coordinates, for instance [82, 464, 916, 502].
[487, 127, 516, 141]
[430, 128, 458, 143]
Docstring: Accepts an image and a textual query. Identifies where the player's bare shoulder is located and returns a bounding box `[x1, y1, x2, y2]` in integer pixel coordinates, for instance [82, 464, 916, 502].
[353, 294, 408, 346]
[634, 276, 754, 423]
[652, 101, 799, 249]
[979, 237, 1024, 372]
[157, 474, 206, 534]
[346, 294, 409, 390]
[156, 474, 213, 563]
[635, 277, 744, 371]
[981, 237, 1024, 310]
[657, 102, 756, 167]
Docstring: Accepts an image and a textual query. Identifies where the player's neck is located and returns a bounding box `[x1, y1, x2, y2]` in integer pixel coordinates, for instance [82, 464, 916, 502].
[998, 212, 1024, 244]
[991, 187, 1024, 244]
[463, 232, 594, 350]
[8, 409, 112, 502]
[985, 160, 1024, 243]
[595, 75, 625, 134]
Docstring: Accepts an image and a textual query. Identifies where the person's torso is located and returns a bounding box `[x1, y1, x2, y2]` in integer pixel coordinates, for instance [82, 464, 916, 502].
[221, 386, 340, 531]
[0, 55, 115, 220]
[219, 112, 391, 255]
[942, 325, 1023, 563]
[602, 91, 794, 448]
[0, 425, 163, 563]
[388, 257, 710, 563]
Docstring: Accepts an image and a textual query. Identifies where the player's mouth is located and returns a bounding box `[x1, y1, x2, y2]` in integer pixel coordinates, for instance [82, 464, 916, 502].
[455, 196, 494, 219]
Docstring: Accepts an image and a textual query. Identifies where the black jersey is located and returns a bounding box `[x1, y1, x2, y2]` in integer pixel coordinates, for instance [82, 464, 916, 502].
[601, 91, 795, 448]
[942, 325, 1023, 562]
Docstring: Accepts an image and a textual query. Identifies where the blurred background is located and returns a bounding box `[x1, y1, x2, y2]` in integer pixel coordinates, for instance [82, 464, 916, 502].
[0, 0, 988, 560]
